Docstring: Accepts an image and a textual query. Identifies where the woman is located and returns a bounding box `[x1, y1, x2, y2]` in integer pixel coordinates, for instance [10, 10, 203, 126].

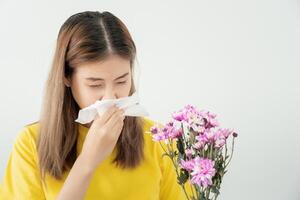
[0, 11, 191, 200]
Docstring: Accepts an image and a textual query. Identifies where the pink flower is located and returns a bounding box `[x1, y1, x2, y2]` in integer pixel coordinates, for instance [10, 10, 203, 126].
[219, 128, 234, 139]
[179, 159, 195, 172]
[149, 124, 168, 143]
[195, 128, 232, 148]
[172, 111, 187, 122]
[193, 141, 205, 150]
[164, 120, 183, 139]
[194, 133, 209, 149]
[152, 132, 168, 143]
[199, 110, 219, 129]
[187, 112, 205, 133]
[150, 125, 159, 134]
[203, 129, 216, 143]
[148, 104, 238, 194]
[211, 128, 233, 148]
[149, 121, 183, 143]
[172, 104, 206, 134]
[185, 148, 193, 158]
[180, 157, 216, 188]
[190, 157, 216, 188]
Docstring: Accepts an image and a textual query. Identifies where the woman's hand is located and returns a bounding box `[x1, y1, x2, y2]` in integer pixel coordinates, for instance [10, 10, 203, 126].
[79, 105, 125, 172]
[57, 105, 125, 200]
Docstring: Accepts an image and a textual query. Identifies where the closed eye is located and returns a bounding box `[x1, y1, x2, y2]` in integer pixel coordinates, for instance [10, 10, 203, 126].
[89, 81, 126, 88]
[89, 84, 103, 88]
[117, 81, 127, 84]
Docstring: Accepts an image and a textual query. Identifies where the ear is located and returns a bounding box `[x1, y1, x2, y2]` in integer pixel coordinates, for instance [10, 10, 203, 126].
[63, 76, 71, 87]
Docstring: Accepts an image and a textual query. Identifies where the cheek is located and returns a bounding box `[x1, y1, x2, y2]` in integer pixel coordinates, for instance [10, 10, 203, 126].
[71, 82, 99, 109]
[118, 80, 132, 96]
[80, 87, 102, 107]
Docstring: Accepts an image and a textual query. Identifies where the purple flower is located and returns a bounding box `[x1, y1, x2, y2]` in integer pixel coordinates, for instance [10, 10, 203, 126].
[148, 104, 238, 195]
[187, 112, 205, 133]
[172, 104, 197, 123]
[150, 125, 159, 134]
[211, 128, 234, 148]
[203, 129, 216, 143]
[149, 121, 183, 143]
[179, 159, 195, 172]
[149, 124, 168, 143]
[195, 128, 232, 148]
[172, 111, 187, 122]
[180, 157, 216, 188]
[194, 133, 209, 149]
[190, 157, 216, 188]
[193, 141, 205, 150]
[185, 148, 193, 158]
[164, 120, 183, 139]
[199, 110, 219, 129]
[152, 132, 169, 143]
[172, 104, 206, 134]
[233, 132, 238, 137]
[218, 128, 234, 139]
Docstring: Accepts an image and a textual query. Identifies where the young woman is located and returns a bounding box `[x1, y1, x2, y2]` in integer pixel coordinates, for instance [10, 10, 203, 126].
[0, 11, 191, 200]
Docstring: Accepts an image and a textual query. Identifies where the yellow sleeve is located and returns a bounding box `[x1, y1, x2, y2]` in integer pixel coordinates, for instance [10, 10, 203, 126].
[158, 138, 194, 200]
[0, 126, 45, 199]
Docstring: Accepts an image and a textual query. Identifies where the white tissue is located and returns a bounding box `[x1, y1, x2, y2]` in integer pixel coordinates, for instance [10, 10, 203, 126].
[75, 92, 149, 124]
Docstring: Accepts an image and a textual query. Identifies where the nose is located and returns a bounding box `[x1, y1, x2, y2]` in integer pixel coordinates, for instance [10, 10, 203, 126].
[100, 89, 117, 101]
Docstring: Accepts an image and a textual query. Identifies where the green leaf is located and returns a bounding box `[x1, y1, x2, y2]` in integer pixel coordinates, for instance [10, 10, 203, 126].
[177, 169, 189, 184]
[211, 186, 220, 195]
[200, 192, 206, 200]
[176, 138, 185, 155]
[177, 154, 184, 164]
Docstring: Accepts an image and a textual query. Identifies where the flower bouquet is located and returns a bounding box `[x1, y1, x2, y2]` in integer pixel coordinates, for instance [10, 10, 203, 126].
[147, 105, 238, 200]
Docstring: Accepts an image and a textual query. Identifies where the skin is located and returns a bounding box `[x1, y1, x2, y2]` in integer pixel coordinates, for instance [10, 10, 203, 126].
[57, 55, 132, 200]
[66, 54, 132, 128]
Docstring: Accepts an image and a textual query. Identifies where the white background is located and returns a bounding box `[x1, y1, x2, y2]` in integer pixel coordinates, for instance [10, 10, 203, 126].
[0, 0, 299, 199]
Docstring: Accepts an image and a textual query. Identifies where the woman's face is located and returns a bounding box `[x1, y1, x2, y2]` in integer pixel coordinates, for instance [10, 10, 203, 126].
[65, 55, 132, 110]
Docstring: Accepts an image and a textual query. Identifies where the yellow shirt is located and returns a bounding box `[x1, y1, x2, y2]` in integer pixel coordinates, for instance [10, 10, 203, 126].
[0, 117, 192, 200]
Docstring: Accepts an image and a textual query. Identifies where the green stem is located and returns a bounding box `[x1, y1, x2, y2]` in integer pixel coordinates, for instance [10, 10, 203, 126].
[158, 141, 168, 155]
[209, 144, 213, 159]
[225, 138, 235, 169]
[169, 141, 191, 200]
[189, 180, 196, 199]
[205, 187, 211, 200]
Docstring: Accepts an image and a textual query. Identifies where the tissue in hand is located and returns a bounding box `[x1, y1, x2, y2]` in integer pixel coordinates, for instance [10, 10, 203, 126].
[75, 92, 149, 124]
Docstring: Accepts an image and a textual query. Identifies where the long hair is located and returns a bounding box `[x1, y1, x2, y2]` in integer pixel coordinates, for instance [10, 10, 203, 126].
[37, 11, 144, 180]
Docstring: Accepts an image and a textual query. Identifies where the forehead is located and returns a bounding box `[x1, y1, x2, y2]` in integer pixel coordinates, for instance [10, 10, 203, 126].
[74, 55, 131, 78]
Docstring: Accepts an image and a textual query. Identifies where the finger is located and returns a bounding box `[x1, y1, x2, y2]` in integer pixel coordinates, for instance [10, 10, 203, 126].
[96, 105, 119, 124]
[102, 116, 123, 140]
[110, 118, 124, 137]
[104, 109, 125, 130]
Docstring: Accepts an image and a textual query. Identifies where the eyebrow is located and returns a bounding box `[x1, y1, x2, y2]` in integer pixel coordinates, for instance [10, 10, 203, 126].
[85, 72, 129, 81]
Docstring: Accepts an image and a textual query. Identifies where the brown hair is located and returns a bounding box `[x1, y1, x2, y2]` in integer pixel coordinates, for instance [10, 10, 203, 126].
[37, 11, 144, 180]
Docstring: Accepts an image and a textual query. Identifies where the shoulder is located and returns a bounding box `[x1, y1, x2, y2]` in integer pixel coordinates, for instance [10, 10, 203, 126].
[140, 117, 166, 160]
[13, 121, 40, 152]
[141, 117, 161, 130]
[0, 122, 45, 199]
[18, 121, 40, 140]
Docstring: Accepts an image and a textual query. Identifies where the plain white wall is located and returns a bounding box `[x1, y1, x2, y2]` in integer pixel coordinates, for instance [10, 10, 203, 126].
[0, 0, 299, 199]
